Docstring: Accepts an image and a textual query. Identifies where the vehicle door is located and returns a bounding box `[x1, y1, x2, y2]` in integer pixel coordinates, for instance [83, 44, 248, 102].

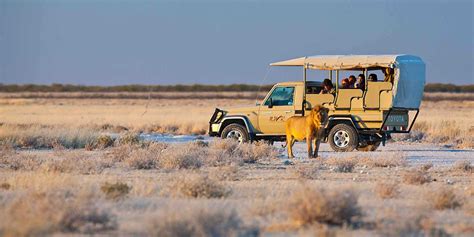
[258, 86, 296, 134]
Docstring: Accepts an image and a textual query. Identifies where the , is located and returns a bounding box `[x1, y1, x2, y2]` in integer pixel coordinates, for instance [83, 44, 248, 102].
[209, 54, 425, 152]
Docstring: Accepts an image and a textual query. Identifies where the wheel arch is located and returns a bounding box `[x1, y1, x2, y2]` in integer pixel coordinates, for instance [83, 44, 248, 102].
[219, 116, 253, 137]
[325, 116, 358, 138]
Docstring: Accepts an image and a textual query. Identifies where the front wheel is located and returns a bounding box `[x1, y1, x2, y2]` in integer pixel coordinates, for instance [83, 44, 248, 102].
[221, 124, 250, 143]
[328, 124, 359, 152]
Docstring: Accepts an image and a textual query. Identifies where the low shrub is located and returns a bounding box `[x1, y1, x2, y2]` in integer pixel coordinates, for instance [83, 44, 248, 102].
[208, 166, 241, 181]
[0, 190, 117, 236]
[326, 157, 357, 173]
[164, 173, 230, 198]
[294, 163, 321, 179]
[402, 170, 431, 185]
[85, 135, 114, 150]
[116, 132, 140, 145]
[359, 154, 407, 168]
[288, 185, 361, 226]
[0, 124, 98, 149]
[0, 182, 11, 190]
[147, 207, 258, 237]
[452, 160, 472, 173]
[376, 210, 448, 237]
[431, 186, 462, 210]
[158, 145, 203, 170]
[100, 182, 131, 200]
[375, 182, 400, 199]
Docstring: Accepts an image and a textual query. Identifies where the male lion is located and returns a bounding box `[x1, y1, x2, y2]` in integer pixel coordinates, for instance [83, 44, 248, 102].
[285, 105, 329, 158]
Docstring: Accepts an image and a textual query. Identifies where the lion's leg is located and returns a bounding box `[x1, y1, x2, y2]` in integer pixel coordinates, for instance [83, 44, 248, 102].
[287, 135, 295, 158]
[306, 135, 313, 158]
[314, 138, 321, 158]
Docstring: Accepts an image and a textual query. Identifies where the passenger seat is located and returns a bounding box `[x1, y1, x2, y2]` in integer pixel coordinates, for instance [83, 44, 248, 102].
[364, 81, 393, 109]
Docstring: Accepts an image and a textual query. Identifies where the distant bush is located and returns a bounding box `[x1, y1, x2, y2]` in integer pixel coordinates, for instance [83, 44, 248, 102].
[0, 83, 471, 93]
[0, 83, 273, 93]
[424, 83, 474, 93]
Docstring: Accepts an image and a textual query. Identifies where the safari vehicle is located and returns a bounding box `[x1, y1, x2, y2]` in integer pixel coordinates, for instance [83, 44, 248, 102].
[209, 55, 425, 152]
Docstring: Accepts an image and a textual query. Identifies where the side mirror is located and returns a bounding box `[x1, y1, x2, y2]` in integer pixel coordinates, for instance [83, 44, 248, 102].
[268, 98, 273, 108]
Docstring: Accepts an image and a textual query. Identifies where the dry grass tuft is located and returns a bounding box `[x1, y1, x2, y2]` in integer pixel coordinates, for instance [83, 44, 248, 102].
[116, 132, 140, 145]
[402, 170, 431, 185]
[1, 153, 43, 171]
[419, 163, 433, 171]
[288, 185, 361, 226]
[100, 182, 131, 200]
[431, 186, 462, 210]
[294, 163, 322, 179]
[125, 147, 159, 169]
[158, 144, 204, 170]
[0, 190, 116, 236]
[375, 209, 448, 237]
[85, 135, 114, 150]
[164, 173, 231, 198]
[452, 160, 473, 173]
[41, 156, 112, 175]
[208, 165, 241, 181]
[375, 182, 400, 199]
[147, 207, 258, 237]
[326, 157, 357, 173]
[0, 124, 98, 149]
[402, 120, 473, 148]
[206, 139, 277, 166]
[359, 154, 407, 168]
[0, 182, 11, 190]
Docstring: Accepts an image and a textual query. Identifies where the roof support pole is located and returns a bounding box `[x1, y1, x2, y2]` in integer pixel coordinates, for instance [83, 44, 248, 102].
[364, 69, 368, 91]
[335, 70, 339, 90]
[329, 70, 333, 81]
[302, 64, 307, 116]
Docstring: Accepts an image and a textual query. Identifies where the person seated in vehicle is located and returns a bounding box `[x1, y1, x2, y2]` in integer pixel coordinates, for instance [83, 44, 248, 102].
[355, 74, 365, 90]
[383, 68, 394, 83]
[319, 79, 335, 94]
[348, 75, 357, 88]
[368, 73, 378, 82]
[341, 78, 351, 89]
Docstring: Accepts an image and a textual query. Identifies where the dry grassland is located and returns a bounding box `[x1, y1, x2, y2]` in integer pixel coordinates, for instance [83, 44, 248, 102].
[1, 92, 472, 148]
[0, 92, 473, 236]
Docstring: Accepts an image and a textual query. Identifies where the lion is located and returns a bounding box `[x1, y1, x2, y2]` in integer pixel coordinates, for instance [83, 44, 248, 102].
[285, 105, 329, 158]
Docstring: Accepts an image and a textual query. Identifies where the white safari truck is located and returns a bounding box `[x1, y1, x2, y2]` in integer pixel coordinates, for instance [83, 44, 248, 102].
[209, 55, 425, 152]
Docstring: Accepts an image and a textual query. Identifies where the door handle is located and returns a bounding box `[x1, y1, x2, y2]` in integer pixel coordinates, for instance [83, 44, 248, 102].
[284, 111, 293, 113]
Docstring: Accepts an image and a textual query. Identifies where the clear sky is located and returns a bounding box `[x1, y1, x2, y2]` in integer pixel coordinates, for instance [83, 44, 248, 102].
[0, 0, 472, 85]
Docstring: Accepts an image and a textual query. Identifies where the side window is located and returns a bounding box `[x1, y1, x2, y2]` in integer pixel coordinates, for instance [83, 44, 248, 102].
[264, 87, 294, 106]
[306, 85, 322, 94]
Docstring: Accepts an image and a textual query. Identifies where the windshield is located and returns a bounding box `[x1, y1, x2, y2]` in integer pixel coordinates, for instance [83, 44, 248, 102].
[264, 86, 294, 106]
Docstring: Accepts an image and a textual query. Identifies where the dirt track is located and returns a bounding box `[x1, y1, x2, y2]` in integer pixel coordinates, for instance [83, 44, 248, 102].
[143, 134, 474, 167]
[279, 141, 474, 167]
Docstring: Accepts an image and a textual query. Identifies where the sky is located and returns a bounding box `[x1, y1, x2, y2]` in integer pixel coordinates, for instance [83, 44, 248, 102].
[0, 0, 472, 86]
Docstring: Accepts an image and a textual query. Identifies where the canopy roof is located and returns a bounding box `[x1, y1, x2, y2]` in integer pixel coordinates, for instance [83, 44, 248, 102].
[270, 54, 422, 70]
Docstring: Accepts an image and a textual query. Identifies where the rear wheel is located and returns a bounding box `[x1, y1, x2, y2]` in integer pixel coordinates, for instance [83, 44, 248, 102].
[221, 124, 250, 143]
[356, 141, 381, 152]
[328, 124, 359, 152]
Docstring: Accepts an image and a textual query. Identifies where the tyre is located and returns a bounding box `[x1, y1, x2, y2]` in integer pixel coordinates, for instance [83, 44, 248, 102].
[220, 124, 250, 143]
[356, 141, 381, 152]
[328, 124, 359, 152]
